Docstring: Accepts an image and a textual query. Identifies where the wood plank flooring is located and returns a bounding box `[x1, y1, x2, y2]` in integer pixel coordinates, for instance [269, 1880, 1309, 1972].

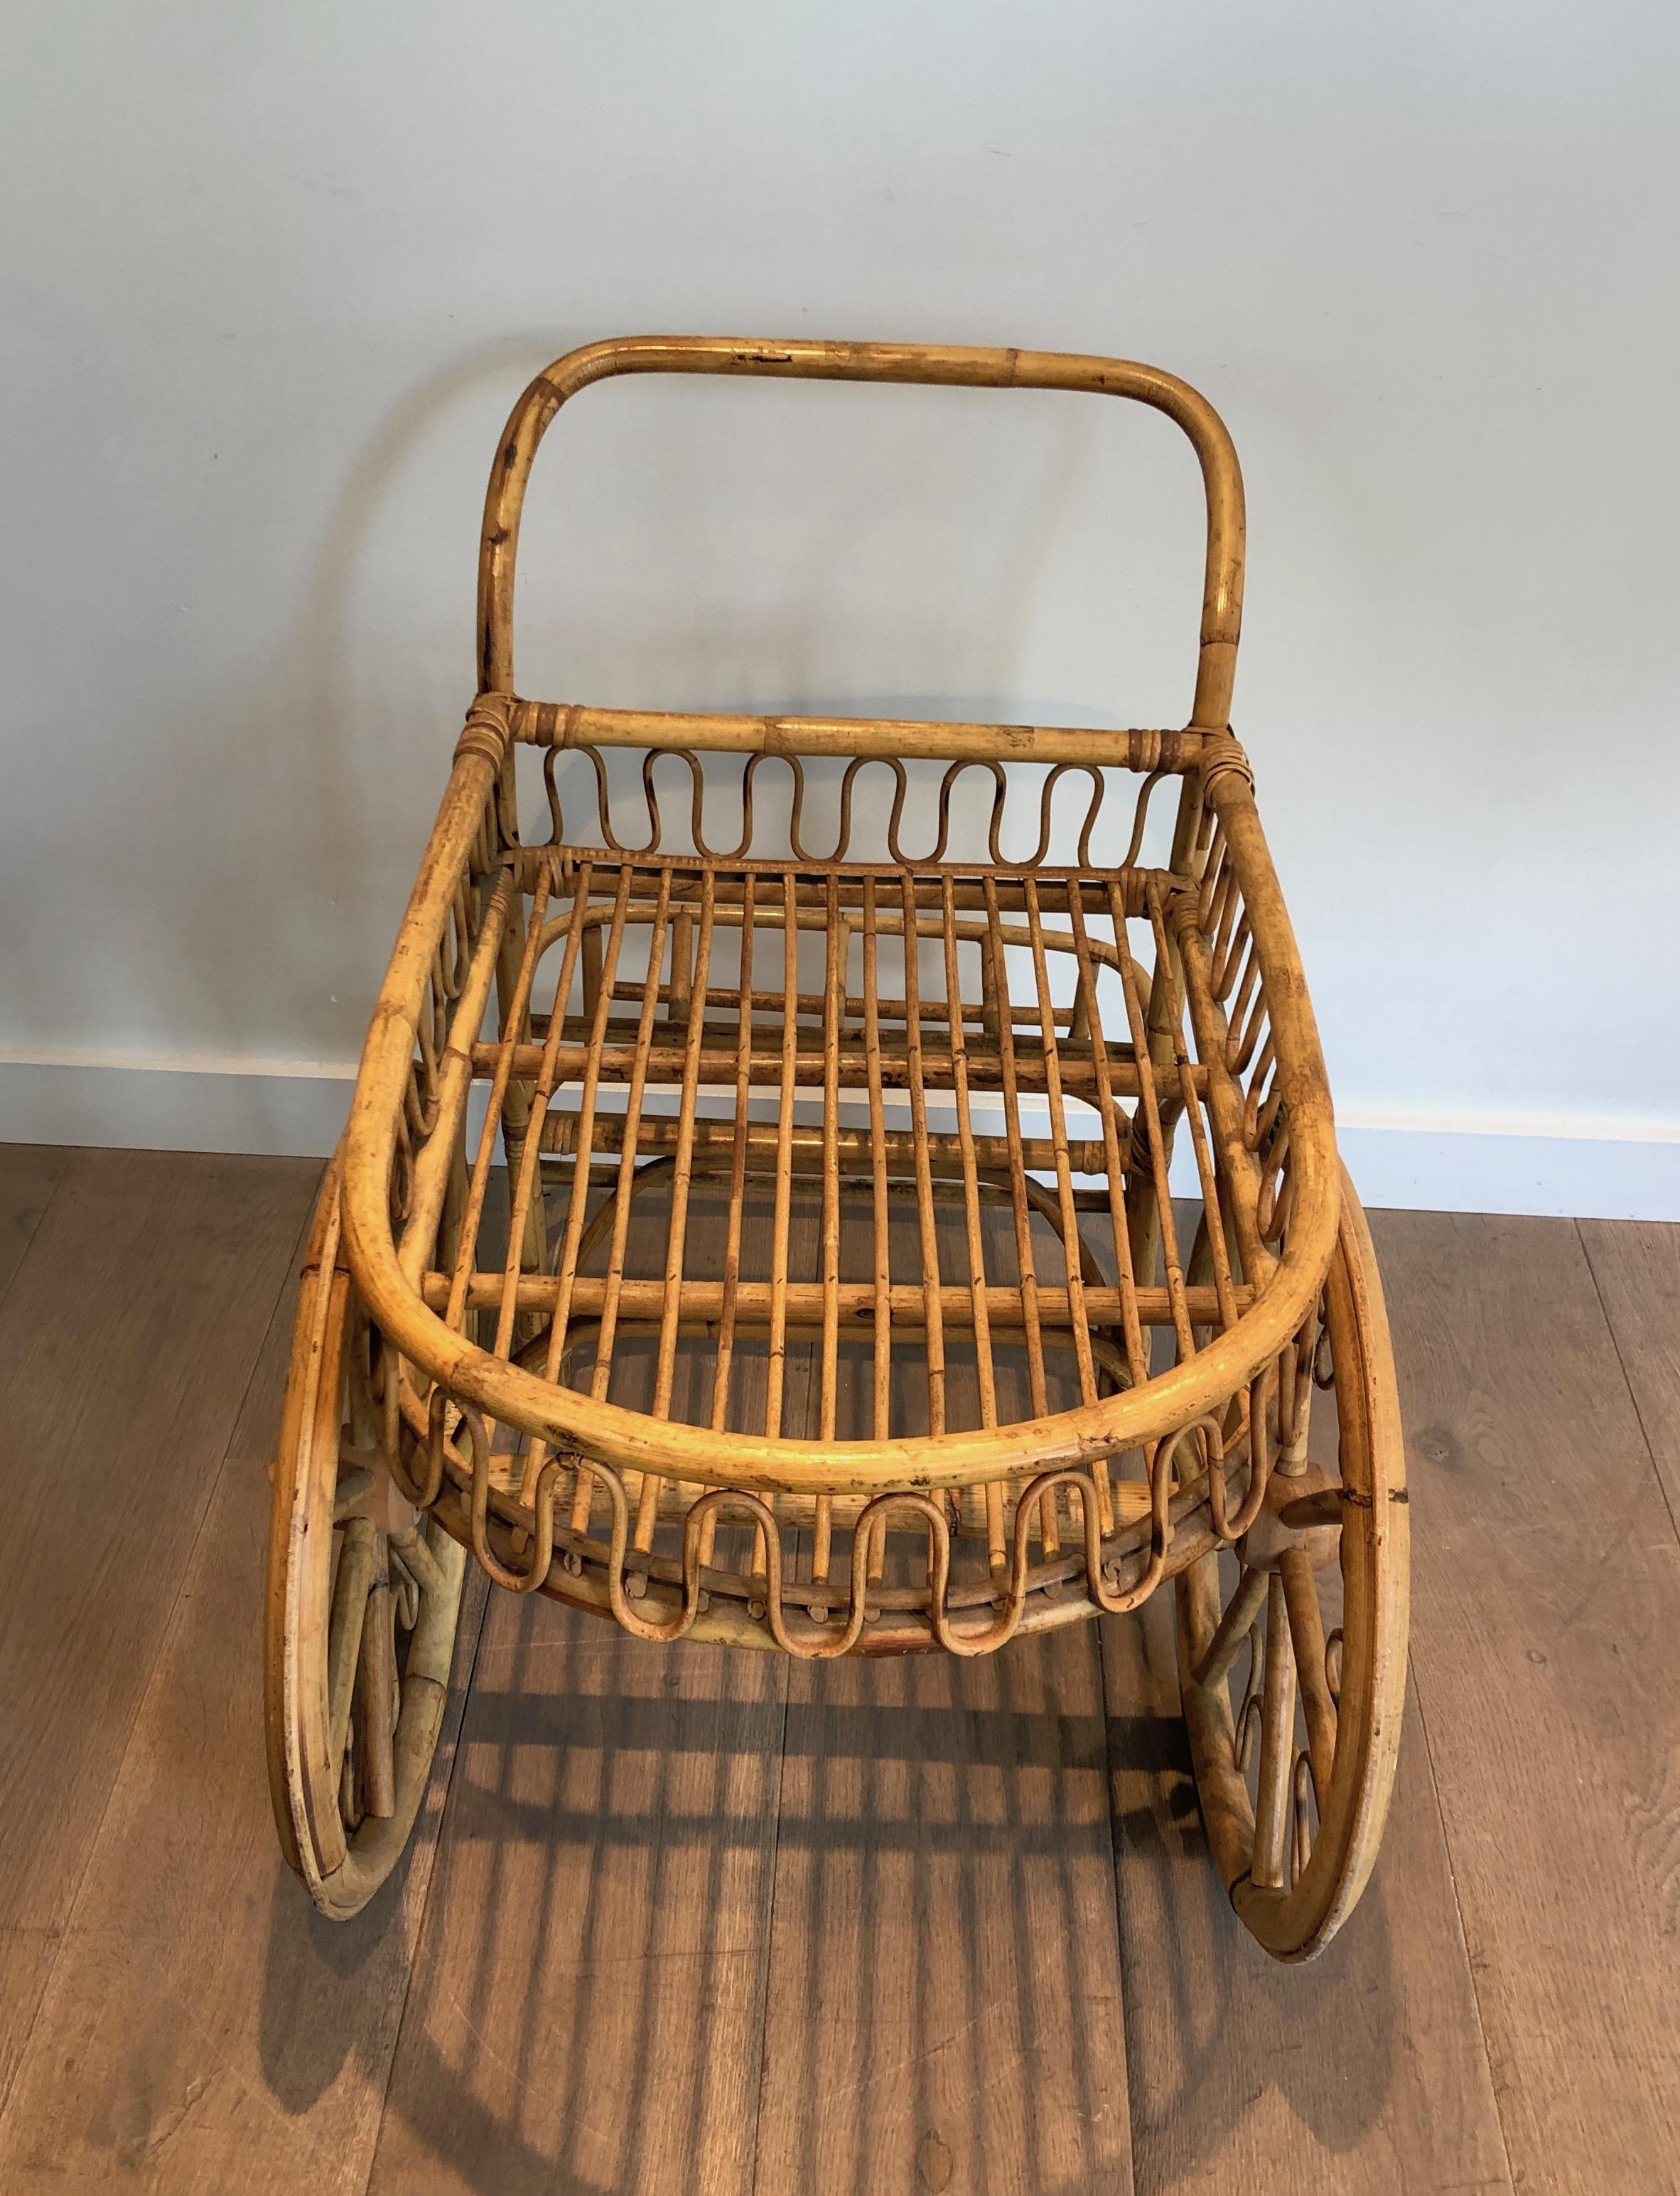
[0, 1148, 318, 2116]
[0, 1147, 1676, 2192]
[1371, 1213, 1680, 2192]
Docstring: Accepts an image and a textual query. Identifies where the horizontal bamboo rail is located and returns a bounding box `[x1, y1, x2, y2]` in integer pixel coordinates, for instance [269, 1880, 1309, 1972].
[510, 700, 1202, 771]
[419, 1274, 1246, 1328]
[592, 981, 1082, 1033]
[515, 854, 1161, 917]
[536, 1112, 1114, 1178]
[531, 883, 1157, 962]
[478, 1032, 1188, 1100]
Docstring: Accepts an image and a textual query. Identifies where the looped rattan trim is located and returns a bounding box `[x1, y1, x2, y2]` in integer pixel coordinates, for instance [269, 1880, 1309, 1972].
[530, 746, 1154, 871]
[460, 1399, 559, 1593]
[385, 1384, 449, 1509]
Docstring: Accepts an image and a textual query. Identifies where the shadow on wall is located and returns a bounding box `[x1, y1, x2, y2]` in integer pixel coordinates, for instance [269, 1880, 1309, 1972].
[6, 330, 1214, 1158]
[0, 338, 569, 1153]
[309, 332, 1112, 881]
[144, 333, 1134, 1136]
[274, 335, 566, 1051]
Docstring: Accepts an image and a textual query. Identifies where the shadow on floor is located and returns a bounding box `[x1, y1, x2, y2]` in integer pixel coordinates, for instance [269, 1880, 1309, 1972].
[254, 1580, 1406, 2196]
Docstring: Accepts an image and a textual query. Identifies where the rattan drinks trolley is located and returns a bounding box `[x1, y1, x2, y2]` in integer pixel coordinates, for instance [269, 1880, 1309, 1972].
[265, 338, 1409, 1962]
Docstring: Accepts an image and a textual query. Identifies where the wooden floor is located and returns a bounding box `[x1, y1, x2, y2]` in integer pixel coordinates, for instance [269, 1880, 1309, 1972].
[0, 1146, 1676, 2193]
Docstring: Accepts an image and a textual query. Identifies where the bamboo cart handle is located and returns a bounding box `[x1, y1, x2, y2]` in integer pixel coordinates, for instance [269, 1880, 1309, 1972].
[477, 338, 1246, 733]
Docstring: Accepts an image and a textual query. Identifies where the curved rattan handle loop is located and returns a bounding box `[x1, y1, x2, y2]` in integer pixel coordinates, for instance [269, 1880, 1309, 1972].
[477, 338, 1244, 727]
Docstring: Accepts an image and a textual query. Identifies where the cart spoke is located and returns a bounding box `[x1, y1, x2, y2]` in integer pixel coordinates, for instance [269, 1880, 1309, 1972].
[1234, 1617, 1265, 1774]
[325, 1515, 375, 1770]
[353, 1571, 397, 1821]
[1291, 1750, 1317, 1884]
[1281, 1543, 1337, 1806]
[1193, 1561, 1267, 1690]
[1251, 1571, 1298, 1889]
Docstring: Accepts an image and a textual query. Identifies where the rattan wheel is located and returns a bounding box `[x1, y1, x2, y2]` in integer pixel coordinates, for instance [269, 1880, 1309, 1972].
[264, 1156, 470, 1918]
[1175, 1169, 1409, 1960]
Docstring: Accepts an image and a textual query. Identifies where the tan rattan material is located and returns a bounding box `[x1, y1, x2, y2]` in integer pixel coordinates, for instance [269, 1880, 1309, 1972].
[266, 338, 1409, 1962]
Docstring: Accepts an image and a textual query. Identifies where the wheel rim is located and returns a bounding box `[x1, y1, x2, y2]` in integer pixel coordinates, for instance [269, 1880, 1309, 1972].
[1175, 1170, 1409, 1961]
[264, 1163, 468, 1919]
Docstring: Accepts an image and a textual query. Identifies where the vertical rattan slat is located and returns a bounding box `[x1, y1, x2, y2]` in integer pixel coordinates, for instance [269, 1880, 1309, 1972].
[1025, 876, 1113, 1532]
[898, 872, 948, 1445]
[862, 876, 893, 1446]
[1062, 886, 1151, 1392]
[939, 874, 1006, 1570]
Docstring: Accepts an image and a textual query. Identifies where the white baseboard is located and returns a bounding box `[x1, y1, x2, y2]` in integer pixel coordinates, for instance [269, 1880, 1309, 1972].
[1, 1053, 1676, 1221]
[1332, 1114, 1680, 1222]
[0, 1053, 357, 1159]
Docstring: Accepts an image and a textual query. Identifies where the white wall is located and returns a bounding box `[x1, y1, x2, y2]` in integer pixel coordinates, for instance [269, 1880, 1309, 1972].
[3, 1, 1677, 1215]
